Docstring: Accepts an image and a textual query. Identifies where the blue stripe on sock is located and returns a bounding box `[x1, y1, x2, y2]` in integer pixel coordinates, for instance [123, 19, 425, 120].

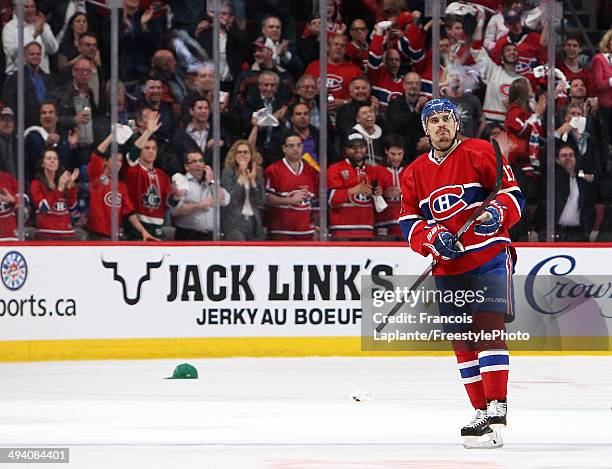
[479, 354, 510, 368]
[459, 365, 480, 379]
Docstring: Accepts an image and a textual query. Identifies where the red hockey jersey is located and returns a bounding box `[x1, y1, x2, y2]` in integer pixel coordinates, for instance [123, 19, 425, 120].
[376, 165, 406, 236]
[264, 158, 319, 240]
[30, 179, 77, 239]
[327, 159, 378, 239]
[368, 33, 404, 107]
[124, 160, 172, 226]
[87, 152, 136, 237]
[346, 40, 369, 72]
[304, 60, 363, 100]
[398, 23, 444, 97]
[557, 60, 594, 97]
[0, 171, 18, 241]
[398, 139, 525, 275]
[491, 31, 547, 70]
[504, 103, 541, 176]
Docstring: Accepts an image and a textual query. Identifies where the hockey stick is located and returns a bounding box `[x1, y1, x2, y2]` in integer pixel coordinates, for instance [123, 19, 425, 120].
[375, 140, 504, 333]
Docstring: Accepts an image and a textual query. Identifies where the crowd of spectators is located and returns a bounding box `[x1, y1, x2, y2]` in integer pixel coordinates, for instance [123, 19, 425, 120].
[0, 0, 611, 243]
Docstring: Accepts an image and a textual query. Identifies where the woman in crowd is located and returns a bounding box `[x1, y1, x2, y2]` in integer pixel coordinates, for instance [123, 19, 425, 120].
[504, 78, 545, 240]
[591, 29, 612, 138]
[221, 140, 265, 240]
[504, 78, 545, 191]
[56, 12, 91, 73]
[30, 148, 79, 240]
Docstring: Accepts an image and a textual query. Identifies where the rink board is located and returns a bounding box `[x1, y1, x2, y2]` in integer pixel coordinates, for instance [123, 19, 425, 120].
[0, 242, 611, 360]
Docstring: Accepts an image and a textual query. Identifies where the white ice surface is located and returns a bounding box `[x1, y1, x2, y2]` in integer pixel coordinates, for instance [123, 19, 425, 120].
[0, 356, 611, 468]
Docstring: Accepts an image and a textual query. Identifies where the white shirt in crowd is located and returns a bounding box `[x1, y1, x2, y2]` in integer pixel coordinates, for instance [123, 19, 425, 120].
[171, 173, 230, 232]
[558, 176, 581, 227]
[2, 15, 59, 74]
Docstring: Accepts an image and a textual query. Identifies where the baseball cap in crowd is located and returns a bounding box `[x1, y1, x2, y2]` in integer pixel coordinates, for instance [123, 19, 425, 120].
[0, 107, 14, 118]
[253, 37, 272, 50]
[166, 363, 198, 379]
[503, 9, 521, 24]
[344, 132, 367, 147]
[396, 12, 414, 29]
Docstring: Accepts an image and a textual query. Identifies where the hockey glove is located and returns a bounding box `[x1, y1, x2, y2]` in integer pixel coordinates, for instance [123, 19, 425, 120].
[474, 200, 507, 236]
[422, 224, 464, 262]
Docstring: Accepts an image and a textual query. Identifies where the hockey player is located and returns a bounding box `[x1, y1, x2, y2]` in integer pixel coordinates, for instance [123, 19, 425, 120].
[398, 98, 525, 448]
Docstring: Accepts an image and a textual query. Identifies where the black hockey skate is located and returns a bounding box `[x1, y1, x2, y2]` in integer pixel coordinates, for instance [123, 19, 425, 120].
[461, 409, 491, 438]
[462, 409, 503, 449]
[487, 400, 507, 428]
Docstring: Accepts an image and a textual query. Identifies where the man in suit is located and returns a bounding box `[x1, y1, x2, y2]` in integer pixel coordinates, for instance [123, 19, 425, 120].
[242, 70, 290, 165]
[195, 1, 247, 93]
[3, 41, 52, 127]
[171, 97, 228, 166]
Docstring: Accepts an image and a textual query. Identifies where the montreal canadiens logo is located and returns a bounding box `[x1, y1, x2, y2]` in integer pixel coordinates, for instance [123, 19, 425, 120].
[349, 193, 372, 206]
[326, 74, 343, 93]
[1, 250, 28, 291]
[289, 199, 311, 210]
[429, 185, 467, 221]
[388, 91, 402, 102]
[516, 61, 532, 74]
[500, 83, 511, 96]
[104, 190, 123, 208]
[53, 200, 67, 212]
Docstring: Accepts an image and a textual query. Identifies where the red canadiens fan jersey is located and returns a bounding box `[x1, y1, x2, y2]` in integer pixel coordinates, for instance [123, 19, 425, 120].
[491, 32, 547, 70]
[557, 60, 594, 97]
[398, 24, 444, 97]
[0, 171, 18, 240]
[376, 165, 407, 236]
[328, 159, 379, 239]
[368, 33, 404, 107]
[264, 158, 319, 240]
[504, 104, 540, 174]
[87, 153, 136, 237]
[30, 180, 77, 239]
[125, 161, 172, 226]
[346, 40, 369, 72]
[398, 139, 525, 275]
[304, 60, 363, 100]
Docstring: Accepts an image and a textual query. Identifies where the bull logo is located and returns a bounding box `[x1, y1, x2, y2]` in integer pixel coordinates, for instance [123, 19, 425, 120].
[101, 257, 164, 305]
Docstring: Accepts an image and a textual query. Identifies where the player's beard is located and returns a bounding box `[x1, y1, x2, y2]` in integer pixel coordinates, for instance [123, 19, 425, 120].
[433, 139, 454, 152]
[429, 128, 457, 154]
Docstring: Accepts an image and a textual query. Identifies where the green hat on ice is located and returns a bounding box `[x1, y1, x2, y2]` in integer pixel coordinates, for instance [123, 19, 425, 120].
[166, 363, 198, 379]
